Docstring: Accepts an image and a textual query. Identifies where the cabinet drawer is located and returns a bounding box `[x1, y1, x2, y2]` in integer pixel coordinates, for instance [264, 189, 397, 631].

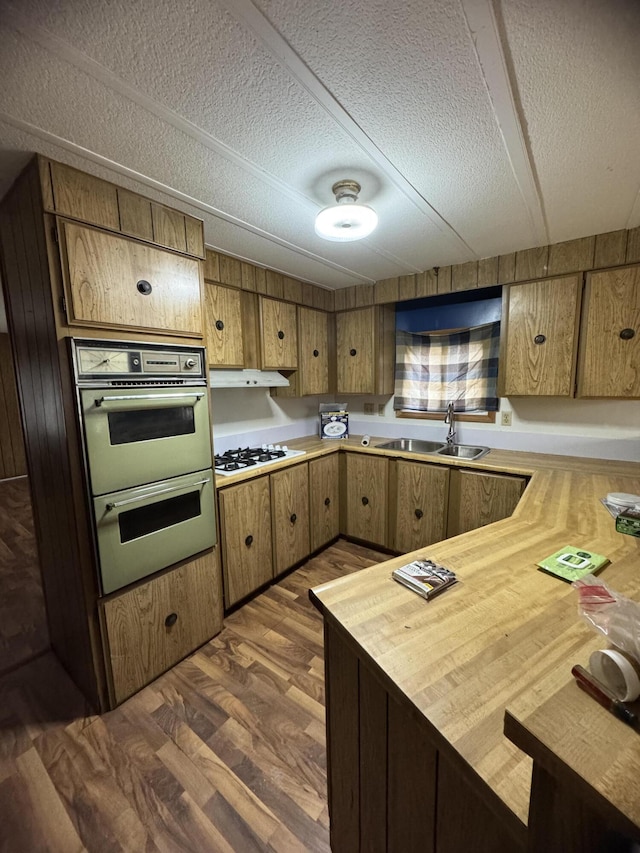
[102, 550, 222, 706]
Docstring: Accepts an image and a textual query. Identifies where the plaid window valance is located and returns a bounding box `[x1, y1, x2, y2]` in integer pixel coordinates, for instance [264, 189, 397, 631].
[393, 321, 500, 413]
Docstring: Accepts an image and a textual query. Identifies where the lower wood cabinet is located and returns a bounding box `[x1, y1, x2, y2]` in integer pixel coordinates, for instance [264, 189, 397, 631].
[101, 549, 223, 706]
[219, 476, 273, 607]
[391, 460, 449, 552]
[309, 454, 340, 552]
[446, 468, 526, 538]
[271, 463, 310, 575]
[342, 453, 389, 547]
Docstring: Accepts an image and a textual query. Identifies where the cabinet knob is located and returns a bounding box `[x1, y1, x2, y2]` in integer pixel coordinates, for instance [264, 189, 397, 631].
[164, 612, 178, 627]
[215, 319, 224, 331]
[415, 508, 424, 519]
[313, 349, 319, 357]
[620, 328, 635, 340]
[245, 534, 253, 547]
[533, 334, 546, 345]
[362, 496, 369, 506]
[278, 330, 285, 340]
[350, 348, 357, 356]
[324, 497, 331, 506]
[290, 513, 297, 524]
[136, 279, 152, 295]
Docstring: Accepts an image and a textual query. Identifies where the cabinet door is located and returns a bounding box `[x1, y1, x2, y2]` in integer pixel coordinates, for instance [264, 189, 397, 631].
[271, 463, 310, 574]
[298, 307, 330, 395]
[337, 307, 376, 394]
[577, 264, 640, 398]
[343, 453, 389, 547]
[60, 221, 203, 336]
[393, 461, 449, 553]
[309, 454, 340, 552]
[204, 282, 244, 366]
[219, 477, 272, 606]
[260, 297, 298, 369]
[447, 469, 525, 537]
[102, 549, 223, 706]
[499, 275, 582, 396]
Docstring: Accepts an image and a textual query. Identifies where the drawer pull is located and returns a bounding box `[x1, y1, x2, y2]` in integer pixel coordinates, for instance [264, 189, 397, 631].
[362, 496, 369, 506]
[290, 513, 297, 524]
[533, 334, 546, 345]
[136, 279, 152, 295]
[350, 348, 357, 356]
[620, 328, 635, 340]
[415, 508, 424, 519]
[215, 319, 225, 331]
[324, 497, 331, 506]
[165, 612, 178, 628]
[245, 534, 253, 547]
[313, 349, 319, 357]
[278, 330, 285, 340]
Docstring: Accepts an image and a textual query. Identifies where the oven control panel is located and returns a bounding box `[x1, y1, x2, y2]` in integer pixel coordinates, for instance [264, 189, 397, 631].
[72, 339, 206, 384]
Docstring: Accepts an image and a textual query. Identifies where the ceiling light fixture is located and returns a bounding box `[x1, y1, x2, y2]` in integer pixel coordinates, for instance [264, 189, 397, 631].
[315, 180, 378, 242]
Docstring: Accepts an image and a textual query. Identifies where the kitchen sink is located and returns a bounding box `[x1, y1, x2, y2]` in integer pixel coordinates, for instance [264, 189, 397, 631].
[377, 438, 446, 453]
[435, 444, 490, 461]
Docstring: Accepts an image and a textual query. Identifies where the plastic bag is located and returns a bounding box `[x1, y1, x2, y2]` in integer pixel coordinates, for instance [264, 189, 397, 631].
[572, 574, 640, 663]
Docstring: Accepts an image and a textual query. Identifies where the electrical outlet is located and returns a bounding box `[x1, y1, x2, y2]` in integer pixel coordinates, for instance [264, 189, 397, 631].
[501, 411, 512, 427]
[378, 404, 386, 416]
[363, 403, 374, 414]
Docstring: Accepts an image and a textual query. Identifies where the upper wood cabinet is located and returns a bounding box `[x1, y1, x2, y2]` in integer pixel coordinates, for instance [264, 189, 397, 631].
[342, 453, 389, 548]
[44, 158, 205, 258]
[271, 463, 310, 575]
[498, 275, 582, 396]
[204, 281, 244, 367]
[446, 468, 526, 538]
[577, 264, 640, 398]
[309, 454, 340, 552]
[391, 460, 449, 553]
[260, 297, 298, 369]
[59, 221, 203, 337]
[336, 306, 395, 395]
[218, 476, 273, 607]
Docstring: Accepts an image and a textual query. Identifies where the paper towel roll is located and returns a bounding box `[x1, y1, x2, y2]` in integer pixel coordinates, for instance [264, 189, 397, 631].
[361, 435, 370, 447]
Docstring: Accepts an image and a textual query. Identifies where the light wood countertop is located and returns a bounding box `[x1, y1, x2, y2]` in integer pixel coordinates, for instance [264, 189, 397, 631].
[301, 437, 640, 828]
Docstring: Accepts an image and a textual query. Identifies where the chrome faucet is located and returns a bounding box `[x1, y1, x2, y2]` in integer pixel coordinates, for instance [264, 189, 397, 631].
[444, 402, 456, 446]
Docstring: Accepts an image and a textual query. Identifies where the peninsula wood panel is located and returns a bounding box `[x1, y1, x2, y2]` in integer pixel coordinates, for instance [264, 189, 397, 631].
[102, 549, 223, 706]
[447, 469, 526, 537]
[218, 476, 272, 607]
[49, 160, 120, 231]
[0, 334, 26, 479]
[203, 281, 244, 367]
[343, 453, 389, 547]
[298, 306, 329, 395]
[271, 463, 310, 575]
[577, 264, 640, 398]
[499, 275, 582, 396]
[392, 460, 449, 553]
[60, 221, 203, 337]
[259, 297, 298, 369]
[309, 454, 340, 552]
[360, 664, 388, 853]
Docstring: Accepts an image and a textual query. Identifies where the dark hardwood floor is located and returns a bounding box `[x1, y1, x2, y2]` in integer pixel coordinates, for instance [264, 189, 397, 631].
[0, 529, 386, 852]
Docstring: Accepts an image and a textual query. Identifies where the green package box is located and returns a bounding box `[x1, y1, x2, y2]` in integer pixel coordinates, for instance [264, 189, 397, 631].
[537, 545, 609, 582]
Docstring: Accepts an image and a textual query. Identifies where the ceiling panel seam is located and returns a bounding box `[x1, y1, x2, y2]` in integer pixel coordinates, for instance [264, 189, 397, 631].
[217, 0, 477, 259]
[2, 5, 425, 277]
[0, 111, 377, 286]
[460, 0, 549, 247]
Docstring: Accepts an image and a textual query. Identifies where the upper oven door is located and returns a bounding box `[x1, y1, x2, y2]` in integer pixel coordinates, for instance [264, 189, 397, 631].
[80, 386, 212, 495]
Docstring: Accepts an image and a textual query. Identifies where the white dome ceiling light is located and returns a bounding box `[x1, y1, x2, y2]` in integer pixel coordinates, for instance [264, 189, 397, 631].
[315, 180, 378, 242]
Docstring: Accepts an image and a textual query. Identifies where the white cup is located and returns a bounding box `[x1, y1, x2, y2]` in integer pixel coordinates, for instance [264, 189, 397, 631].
[589, 648, 640, 702]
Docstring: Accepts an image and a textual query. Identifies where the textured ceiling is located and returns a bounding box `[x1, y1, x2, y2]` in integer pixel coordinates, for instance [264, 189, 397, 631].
[0, 0, 638, 289]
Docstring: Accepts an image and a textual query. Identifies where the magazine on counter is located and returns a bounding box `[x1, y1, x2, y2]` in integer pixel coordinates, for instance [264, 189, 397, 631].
[392, 559, 457, 601]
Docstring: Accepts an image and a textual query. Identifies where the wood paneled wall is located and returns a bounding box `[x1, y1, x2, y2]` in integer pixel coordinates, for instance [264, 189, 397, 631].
[0, 333, 26, 479]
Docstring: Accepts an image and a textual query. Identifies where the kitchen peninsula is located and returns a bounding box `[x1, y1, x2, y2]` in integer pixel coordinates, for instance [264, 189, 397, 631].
[297, 438, 640, 853]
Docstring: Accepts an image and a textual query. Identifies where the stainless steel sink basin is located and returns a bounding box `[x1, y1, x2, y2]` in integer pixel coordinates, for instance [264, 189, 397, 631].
[435, 444, 490, 461]
[377, 438, 446, 453]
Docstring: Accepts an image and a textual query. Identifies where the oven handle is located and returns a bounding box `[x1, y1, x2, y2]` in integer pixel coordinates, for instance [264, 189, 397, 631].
[94, 391, 206, 408]
[105, 477, 210, 511]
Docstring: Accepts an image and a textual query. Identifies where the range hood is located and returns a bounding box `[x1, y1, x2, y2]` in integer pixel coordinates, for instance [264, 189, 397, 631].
[209, 369, 290, 388]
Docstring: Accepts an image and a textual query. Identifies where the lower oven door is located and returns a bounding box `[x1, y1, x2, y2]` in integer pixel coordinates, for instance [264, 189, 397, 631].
[80, 386, 212, 495]
[94, 469, 216, 594]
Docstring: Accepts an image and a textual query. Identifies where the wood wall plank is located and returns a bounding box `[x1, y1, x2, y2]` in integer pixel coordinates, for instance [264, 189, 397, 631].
[498, 253, 516, 284]
[354, 284, 374, 307]
[626, 226, 640, 263]
[219, 254, 242, 289]
[203, 250, 220, 282]
[452, 261, 478, 291]
[594, 230, 627, 268]
[477, 256, 499, 288]
[240, 261, 256, 291]
[283, 276, 302, 304]
[547, 236, 595, 275]
[398, 274, 417, 301]
[437, 265, 452, 294]
[514, 246, 549, 281]
[415, 269, 438, 298]
[0, 334, 26, 479]
[375, 277, 399, 304]
[117, 189, 153, 242]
